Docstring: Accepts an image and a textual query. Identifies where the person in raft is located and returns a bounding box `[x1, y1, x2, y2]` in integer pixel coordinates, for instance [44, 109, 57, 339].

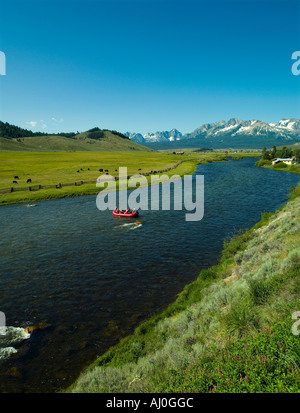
[114, 208, 134, 214]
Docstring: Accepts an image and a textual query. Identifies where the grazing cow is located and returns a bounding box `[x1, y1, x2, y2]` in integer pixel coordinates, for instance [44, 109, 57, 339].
[13, 181, 18, 184]
[99, 169, 103, 172]
[77, 170, 80, 173]
[88, 168, 90, 170]
[115, 169, 117, 171]
[80, 168, 83, 171]
[105, 169, 108, 172]
[138, 169, 141, 171]
[14, 176, 19, 179]
[26, 179, 32, 183]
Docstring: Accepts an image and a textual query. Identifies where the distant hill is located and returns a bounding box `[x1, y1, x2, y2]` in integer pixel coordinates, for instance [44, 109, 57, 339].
[278, 141, 300, 150]
[127, 118, 300, 149]
[0, 122, 152, 152]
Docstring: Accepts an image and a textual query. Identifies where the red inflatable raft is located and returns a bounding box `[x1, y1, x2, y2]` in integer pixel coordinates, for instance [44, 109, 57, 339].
[113, 210, 139, 217]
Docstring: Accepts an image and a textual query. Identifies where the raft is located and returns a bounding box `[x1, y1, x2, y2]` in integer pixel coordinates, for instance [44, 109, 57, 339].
[113, 210, 139, 217]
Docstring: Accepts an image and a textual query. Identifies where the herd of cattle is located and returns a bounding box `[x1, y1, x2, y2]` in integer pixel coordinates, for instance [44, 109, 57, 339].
[12, 176, 31, 184]
[11, 167, 143, 184]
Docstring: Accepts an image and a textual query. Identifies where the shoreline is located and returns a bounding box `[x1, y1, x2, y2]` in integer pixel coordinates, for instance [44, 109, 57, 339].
[66, 161, 300, 393]
[255, 161, 300, 175]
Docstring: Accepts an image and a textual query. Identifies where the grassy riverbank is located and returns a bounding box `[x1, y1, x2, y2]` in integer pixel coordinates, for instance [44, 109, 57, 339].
[255, 159, 300, 175]
[0, 151, 257, 206]
[67, 176, 300, 393]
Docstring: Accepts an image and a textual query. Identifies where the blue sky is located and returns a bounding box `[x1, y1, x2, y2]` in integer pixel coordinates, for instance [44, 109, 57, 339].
[0, 0, 300, 134]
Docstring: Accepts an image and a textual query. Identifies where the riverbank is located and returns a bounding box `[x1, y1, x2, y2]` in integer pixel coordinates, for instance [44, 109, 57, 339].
[255, 158, 300, 175]
[0, 151, 258, 206]
[67, 171, 300, 393]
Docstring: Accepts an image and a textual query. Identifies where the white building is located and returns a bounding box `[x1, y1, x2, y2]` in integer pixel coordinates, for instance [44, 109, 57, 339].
[272, 157, 295, 165]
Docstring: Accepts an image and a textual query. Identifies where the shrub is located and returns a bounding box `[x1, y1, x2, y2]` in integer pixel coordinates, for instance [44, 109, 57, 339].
[248, 278, 273, 305]
[200, 268, 217, 280]
[254, 211, 273, 229]
[273, 162, 288, 169]
[223, 297, 259, 338]
[280, 248, 300, 272]
[222, 230, 252, 259]
[255, 258, 279, 280]
[255, 159, 272, 167]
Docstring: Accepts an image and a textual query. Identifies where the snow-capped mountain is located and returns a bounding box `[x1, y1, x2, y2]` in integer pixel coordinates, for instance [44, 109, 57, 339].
[124, 132, 145, 143]
[184, 118, 300, 140]
[125, 118, 300, 148]
[124, 128, 182, 143]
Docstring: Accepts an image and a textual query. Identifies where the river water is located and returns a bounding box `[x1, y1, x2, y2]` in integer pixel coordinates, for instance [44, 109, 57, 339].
[0, 157, 299, 392]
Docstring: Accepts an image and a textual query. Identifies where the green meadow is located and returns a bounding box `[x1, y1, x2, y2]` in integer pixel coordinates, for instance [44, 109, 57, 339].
[0, 151, 190, 205]
[0, 151, 256, 206]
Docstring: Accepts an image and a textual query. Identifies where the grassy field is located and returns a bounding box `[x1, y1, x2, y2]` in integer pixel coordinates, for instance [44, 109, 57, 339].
[67, 180, 300, 393]
[0, 151, 257, 206]
[0, 151, 196, 205]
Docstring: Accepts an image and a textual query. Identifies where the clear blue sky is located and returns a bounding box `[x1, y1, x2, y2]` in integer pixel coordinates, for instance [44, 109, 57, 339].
[0, 0, 300, 134]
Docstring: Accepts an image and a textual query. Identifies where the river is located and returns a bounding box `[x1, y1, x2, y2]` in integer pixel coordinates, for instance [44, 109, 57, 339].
[0, 157, 299, 392]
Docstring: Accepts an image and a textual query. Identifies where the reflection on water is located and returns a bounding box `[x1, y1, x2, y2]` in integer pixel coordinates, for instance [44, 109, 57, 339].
[0, 157, 298, 392]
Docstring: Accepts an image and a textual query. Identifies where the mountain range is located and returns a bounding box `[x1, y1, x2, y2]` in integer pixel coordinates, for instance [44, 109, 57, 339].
[2, 118, 300, 152]
[125, 118, 300, 149]
[125, 128, 183, 143]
